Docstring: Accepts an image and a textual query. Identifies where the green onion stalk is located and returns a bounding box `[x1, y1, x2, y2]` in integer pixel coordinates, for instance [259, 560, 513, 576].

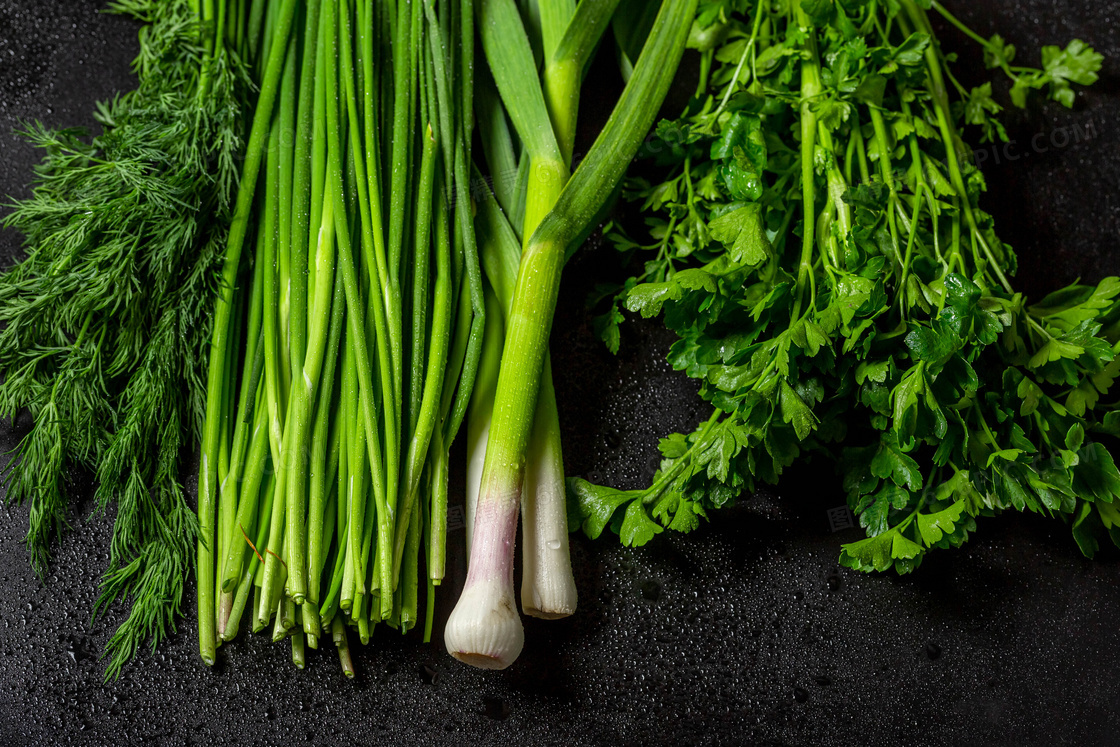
[465, 0, 623, 625]
[443, 0, 698, 669]
[458, 0, 624, 651]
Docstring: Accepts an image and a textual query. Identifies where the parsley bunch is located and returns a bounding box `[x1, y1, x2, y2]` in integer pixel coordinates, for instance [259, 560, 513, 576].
[572, 0, 1118, 573]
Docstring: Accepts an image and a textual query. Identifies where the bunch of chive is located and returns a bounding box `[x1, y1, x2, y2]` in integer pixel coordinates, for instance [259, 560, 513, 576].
[197, 0, 483, 674]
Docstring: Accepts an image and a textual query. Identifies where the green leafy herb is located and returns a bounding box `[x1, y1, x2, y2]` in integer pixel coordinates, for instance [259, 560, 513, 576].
[577, 0, 1114, 577]
[1, 0, 250, 677]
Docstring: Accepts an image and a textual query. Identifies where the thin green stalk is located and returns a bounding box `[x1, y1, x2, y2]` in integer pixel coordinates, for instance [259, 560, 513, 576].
[308, 6, 329, 304]
[366, 534, 382, 615]
[792, 5, 822, 321]
[218, 259, 265, 558]
[900, 0, 1014, 293]
[289, 0, 323, 377]
[356, 477, 378, 622]
[409, 80, 439, 439]
[292, 625, 306, 669]
[400, 492, 421, 632]
[323, 0, 394, 617]
[440, 269, 473, 426]
[339, 0, 401, 554]
[340, 330, 363, 611]
[360, 0, 402, 436]
[214, 294, 240, 624]
[284, 169, 338, 603]
[868, 106, 904, 259]
[309, 476, 338, 626]
[421, 468, 436, 637]
[257, 382, 301, 624]
[251, 584, 264, 633]
[357, 595, 372, 644]
[307, 267, 346, 607]
[460, 0, 475, 141]
[335, 380, 349, 558]
[282, 1, 339, 601]
[318, 510, 349, 621]
[276, 37, 298, 395]
[427, 424, 449, 583]
[271, 596, 287, 641]
[222, 556, 256, 642]
[262, 112, 286, 484]
[198, 0, 299, 666]
[439, 111, 486, 447]
[423, 1, 456, 193]
[246, 0, 264, 62]
[394, 185, 452, 577]
[223, 439, 272, 623]
[255, 451, 289, 627]
[388, 0, 417, 282]
[333, 616, 355, 678]
[219, 391, 269, 591]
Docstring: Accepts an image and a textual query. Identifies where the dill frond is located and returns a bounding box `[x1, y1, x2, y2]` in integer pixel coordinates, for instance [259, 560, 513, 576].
[0, 0, 250, 677]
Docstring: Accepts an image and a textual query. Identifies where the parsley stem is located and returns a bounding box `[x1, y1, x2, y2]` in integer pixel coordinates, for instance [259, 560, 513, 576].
[867, 107, 903, 265]
[714, 1, 762, 118]
[852, 121, 872, 185]
[641, 409, 724, 507]
[904, 0, 1015, 294]
[928, 1, 1021, 86]
[792, 4, 822, 322]
[697, 50, 713, 98]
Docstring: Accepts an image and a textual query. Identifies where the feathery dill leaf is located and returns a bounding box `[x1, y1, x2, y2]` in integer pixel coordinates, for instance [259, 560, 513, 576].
[0, 0, 251, 677]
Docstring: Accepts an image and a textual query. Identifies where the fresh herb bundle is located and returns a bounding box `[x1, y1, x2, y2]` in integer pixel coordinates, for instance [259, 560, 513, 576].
[0, 0, 252, 676]
[573, 0, 1118, 572]
[197, 0, 486, 673]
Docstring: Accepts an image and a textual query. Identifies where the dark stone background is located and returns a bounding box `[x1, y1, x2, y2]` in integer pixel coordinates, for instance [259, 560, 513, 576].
[1, 1, 1119, 744]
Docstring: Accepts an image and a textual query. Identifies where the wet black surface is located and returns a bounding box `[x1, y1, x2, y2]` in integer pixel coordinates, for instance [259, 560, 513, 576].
[1, 1, 1120, 745]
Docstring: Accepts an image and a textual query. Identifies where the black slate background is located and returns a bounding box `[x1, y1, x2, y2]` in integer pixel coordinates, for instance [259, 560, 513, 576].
[2, 1, 1120, 745]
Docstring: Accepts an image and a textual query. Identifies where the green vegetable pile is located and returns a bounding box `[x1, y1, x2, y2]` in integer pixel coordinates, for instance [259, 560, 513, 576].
[4, 0, 1112, 679]
[1, 0, 697, 677]
[573, 0, 1120, 572]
